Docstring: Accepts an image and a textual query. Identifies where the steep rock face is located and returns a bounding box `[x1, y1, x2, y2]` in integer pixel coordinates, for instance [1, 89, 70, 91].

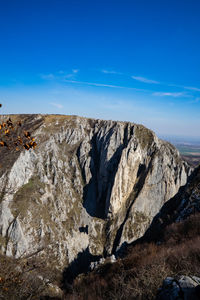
[0, 114, 191, 270]
[142, 165, 200, 243]
[175, 165, 200, 221]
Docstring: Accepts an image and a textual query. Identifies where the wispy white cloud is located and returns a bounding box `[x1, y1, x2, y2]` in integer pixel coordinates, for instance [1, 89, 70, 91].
[72, 69, 79, 74]
[102, 71, 200, 94]
[40, 70, 200, 102]
[168, 83, 200, 92]
[62, 69, 79, 79]
[64, 79, 124, 88]
[50, 102, 63, 109]
[64, 79, 149, 92]
[41, 69, 79, 80]
[40, 73, 55, 80]
[183, 86, 200, 92]
[132, 76, 159, 84]
[153, 92, 185, 97]
[102, 69, 122, 75]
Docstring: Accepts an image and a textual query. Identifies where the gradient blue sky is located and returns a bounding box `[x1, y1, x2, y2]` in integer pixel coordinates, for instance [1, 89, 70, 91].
[0, 0, 200, 137]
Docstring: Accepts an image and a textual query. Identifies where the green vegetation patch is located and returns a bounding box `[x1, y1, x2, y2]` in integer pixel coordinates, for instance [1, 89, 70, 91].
[10, 176, 44, 218]
[134, 125, 154, 150]
[0, 235, 6, 249]
[43, 115, 79, 134]
[89, 220, 106, 255]
[125, 211, 150, 240]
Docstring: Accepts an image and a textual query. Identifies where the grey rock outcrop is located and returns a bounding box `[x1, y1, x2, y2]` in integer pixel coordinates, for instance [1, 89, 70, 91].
[175, 165, 200, 221]
[157, 276, 200, 300]
[142, 165, 199, 244]
[0, 114, 191, 271]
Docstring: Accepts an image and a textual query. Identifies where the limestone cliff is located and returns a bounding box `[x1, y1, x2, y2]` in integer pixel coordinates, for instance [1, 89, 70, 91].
[0, 114, 191, 271]
[142, 164, 200, 244]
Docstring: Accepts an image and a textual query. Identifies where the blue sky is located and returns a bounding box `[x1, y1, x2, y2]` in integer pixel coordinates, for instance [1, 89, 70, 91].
[0, 0, 200, 137]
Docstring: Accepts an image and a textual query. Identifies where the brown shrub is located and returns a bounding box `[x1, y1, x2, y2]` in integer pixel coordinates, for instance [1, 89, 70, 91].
[65, 212, 200, 300]
[0, 254, 61, 300]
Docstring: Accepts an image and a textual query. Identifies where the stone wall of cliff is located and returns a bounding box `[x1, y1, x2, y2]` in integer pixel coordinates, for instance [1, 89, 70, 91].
[0, 114, 191, 271]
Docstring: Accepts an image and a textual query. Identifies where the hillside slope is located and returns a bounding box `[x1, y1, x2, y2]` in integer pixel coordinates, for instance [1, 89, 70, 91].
[68, 167, 200, 300]
[0, 114, 190, 276]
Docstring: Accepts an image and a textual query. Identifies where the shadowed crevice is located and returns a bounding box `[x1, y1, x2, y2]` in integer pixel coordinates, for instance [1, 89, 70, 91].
[111, 150, 157, 255]
[116, 166, 199, 257]
[62, 247, 101, 290]
[79, 124, 133, 219]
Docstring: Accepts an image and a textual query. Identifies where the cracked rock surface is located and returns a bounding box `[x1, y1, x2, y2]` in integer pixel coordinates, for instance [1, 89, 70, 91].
[0, 114, 191, 270]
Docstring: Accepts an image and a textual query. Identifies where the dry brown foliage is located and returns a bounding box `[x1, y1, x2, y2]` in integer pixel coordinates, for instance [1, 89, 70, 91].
[0, 104, 37, 152]
[65, 213, 200, 300]
[0, 254, 62, 300]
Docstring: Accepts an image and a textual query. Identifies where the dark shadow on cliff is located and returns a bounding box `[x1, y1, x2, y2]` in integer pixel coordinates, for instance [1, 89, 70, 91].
[156, 282, 200, 300]
[61, 247, 101, 292]
[77, 125, 131, 219]
[79, 225, 88, 234]
[140, 165, 200, 244]
[116, 166, 200, 257]
[111, 150, 157, 255]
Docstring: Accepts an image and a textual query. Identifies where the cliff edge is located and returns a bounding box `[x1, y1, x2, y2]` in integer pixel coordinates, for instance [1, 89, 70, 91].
[0, 114, 191, 271]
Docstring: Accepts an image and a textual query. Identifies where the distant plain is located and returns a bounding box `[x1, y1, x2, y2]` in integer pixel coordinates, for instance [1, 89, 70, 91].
[174, 142, 200, 167]
[160, 136, 200, 167]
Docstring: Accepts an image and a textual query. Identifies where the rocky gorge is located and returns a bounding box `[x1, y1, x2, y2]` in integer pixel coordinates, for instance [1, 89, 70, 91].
[0, 114, 193, 297]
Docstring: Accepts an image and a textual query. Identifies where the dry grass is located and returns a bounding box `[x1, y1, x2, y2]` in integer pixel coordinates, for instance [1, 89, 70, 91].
[0, 254, 62, 300]
[64, 212, 200, 300]
[1, 203, 200, 300]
